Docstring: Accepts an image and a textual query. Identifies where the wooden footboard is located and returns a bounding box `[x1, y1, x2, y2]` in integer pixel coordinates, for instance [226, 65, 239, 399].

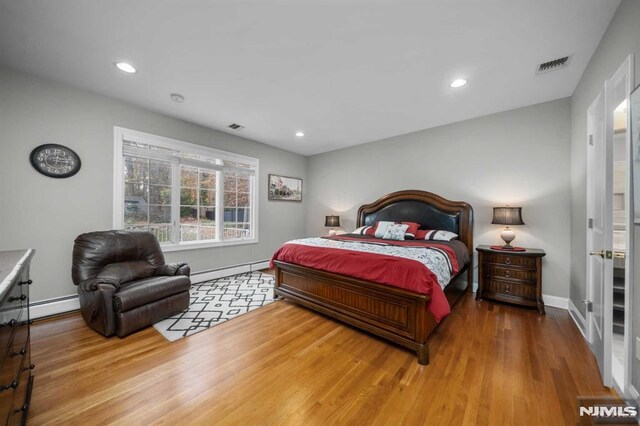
[274, 260, 470, 364]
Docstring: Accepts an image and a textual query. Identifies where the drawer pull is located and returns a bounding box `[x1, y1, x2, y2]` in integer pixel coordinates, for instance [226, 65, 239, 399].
[9, 294, 27, 302]
[504, 257, 511, 265]
[15, 403, 29, 413]
[13, 347, 26, 357]
[0, 319, 17, 328]
[0, 381, 18, 391]
[505, 271, 511, 277]
[18, 279, 33, 286]
[23, 364, 35, 372]
[505, 284, 511, 294]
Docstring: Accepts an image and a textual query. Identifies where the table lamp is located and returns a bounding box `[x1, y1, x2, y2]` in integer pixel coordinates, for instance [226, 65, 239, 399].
[325, 215, 340, 236]
[491, 207, 525, 250]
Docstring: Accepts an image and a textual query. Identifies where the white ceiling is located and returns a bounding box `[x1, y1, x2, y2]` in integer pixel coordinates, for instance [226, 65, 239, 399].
[0, 0, 620, 156]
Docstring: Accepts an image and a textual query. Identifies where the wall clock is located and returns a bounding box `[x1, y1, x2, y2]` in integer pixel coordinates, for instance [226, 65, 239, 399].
[29, 144, 82, 178]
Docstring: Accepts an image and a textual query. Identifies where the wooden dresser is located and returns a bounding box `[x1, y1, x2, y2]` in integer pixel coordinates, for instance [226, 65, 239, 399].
[0, 250, 35, 425]
[475, 245, 546, 315]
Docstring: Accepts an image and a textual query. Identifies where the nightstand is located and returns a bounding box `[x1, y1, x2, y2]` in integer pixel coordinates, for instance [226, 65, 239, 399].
[475, 245, 546, 314]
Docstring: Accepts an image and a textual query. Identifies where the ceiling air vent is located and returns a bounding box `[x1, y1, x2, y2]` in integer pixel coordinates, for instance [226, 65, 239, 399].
[537, 56, 571, 74]
[228, 123, 245, 130]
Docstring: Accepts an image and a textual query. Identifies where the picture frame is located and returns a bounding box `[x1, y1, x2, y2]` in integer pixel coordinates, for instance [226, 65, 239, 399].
[268, 174, 303, 202]
[632, 84, 640, 224]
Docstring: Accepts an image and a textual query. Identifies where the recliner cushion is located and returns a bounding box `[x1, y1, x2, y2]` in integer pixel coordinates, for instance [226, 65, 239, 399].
[97, 261, 156, 287]
[113, 276, 191, 313]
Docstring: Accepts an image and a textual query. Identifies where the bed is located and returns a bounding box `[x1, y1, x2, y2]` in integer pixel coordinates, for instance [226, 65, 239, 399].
[272, 190, 474, 364]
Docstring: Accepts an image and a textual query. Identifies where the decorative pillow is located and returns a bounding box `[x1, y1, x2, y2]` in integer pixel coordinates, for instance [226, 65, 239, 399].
[402, 222, 420, 239]
[419, 230, 459, 241]
[382, 223, 409, 241]
[353, 226, 373, 235]
[373, 221, 395, 238]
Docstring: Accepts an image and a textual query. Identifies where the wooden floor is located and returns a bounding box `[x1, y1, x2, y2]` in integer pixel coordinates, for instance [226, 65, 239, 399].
[29, 292, 614, 425]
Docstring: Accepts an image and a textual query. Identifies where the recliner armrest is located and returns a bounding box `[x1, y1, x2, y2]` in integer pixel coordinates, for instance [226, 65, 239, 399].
[155, 262, 191, 278]
[78, 277, 119, 292]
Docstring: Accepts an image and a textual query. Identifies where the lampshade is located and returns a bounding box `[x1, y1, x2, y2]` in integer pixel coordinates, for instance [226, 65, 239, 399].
[491, 207, 524, 226]
[325, 215, 340, 227]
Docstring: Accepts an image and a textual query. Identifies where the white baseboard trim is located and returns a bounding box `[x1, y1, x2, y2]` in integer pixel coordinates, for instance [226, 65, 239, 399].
[543, 294, 569, 310]
[31, 295, 80, 320]
[191, 259, 270, 283]
[31, 259, 271, 319]
[568, 299, 588, 340]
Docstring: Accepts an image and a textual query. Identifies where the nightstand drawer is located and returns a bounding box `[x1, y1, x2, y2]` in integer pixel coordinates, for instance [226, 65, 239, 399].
[483, 265, 537, 282]
[483, 252, 536, 268]
[484, 279, 536, 300]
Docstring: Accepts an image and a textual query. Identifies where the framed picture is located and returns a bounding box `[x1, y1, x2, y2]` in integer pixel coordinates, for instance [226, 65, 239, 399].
[268, 174, 303, 202]
[632, 85, 640, 224]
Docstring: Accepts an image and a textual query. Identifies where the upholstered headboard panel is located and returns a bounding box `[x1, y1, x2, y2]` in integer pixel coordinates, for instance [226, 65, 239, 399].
[356, 190, 474, 257]
[360, 200, 460, 234]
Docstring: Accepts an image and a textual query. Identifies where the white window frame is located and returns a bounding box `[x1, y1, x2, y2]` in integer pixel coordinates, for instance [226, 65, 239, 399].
[113, 127, 259, 252]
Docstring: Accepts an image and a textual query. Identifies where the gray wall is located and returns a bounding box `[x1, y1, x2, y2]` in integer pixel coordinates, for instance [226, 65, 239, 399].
[306, 98, 572, 298]
[567, 0, 640, 390]
[0, 66, 307, 302]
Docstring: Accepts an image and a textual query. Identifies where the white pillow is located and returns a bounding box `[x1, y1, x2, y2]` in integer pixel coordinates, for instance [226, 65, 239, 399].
[423, 230, 458, 241]
[382, 223, 409, 241]
[374, 221, 395, 238]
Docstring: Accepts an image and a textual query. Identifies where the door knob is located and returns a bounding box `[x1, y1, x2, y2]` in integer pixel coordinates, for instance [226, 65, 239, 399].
[613, 251, 626, 259]
[590, 250, 605, 258]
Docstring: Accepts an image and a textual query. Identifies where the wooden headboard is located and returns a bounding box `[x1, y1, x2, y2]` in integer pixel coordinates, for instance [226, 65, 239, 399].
[357, 190, 474, 258]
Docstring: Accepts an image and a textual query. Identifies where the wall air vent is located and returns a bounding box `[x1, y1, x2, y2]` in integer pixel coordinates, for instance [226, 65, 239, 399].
[537, 56, 571, 74]
[228, 123, 245, 130]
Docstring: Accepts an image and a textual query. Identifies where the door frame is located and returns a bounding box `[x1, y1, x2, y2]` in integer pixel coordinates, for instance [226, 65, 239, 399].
[585, 54, 634, 392]
[608, 54, 634, 393]
[586, 85, 612, 387]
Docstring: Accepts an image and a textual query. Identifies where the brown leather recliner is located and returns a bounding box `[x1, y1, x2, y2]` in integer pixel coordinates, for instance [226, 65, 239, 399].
[72, 230, 191, 337]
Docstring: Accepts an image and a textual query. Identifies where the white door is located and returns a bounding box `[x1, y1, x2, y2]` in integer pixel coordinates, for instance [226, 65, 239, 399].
[586, 87, 613, 387]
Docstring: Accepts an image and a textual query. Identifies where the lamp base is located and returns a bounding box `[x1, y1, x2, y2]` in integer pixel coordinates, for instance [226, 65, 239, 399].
[328, 229, 337, 236]
[490, 245, 526, 252]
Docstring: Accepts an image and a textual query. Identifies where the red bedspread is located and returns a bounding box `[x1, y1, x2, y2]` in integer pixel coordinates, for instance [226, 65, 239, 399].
[270, 235, 461, 321]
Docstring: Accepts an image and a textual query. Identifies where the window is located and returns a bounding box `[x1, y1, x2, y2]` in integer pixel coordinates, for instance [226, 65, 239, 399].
[114, 127, 258, 251]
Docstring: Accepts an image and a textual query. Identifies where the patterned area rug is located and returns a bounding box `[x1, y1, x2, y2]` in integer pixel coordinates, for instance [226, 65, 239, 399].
[153, 271, 275, 342]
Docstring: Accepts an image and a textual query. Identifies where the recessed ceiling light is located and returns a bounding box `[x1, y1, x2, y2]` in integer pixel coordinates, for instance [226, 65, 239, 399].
[296, 132, 305, 137]
[115, 62, 137, 74]
[450, 78, 467, 88]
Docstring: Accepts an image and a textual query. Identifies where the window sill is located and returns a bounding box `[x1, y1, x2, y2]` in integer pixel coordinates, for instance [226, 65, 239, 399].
[161, 238, 259, 252]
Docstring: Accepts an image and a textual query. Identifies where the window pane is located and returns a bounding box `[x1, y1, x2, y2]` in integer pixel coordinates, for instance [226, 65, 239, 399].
[200, 171, 216, 190]
[224, 191, 237, 207]
[200, 190, 215, 206]
[180, 206, 197, 222]
[237, 208, 250, 222]
[124, 157, 148, 183]
[180, 225, 198, 242]
[237, 177, 250, 193]
[150, 205, 171, 223]
[150, 185, 171, 205]
[199, 207, 215, 224]
[199, 226, 216, 240]
[149, 224, 172, 243]
[149, 161, 172, 185]
[124, 204, 148, 224]
[125, 183, 148, 202]
[237, 192, 250, 207]
[224, 208, 237, 222]
[224, 174, 237, 191]
[180, 188, 197, 205]
[181, 167, 198, 188]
